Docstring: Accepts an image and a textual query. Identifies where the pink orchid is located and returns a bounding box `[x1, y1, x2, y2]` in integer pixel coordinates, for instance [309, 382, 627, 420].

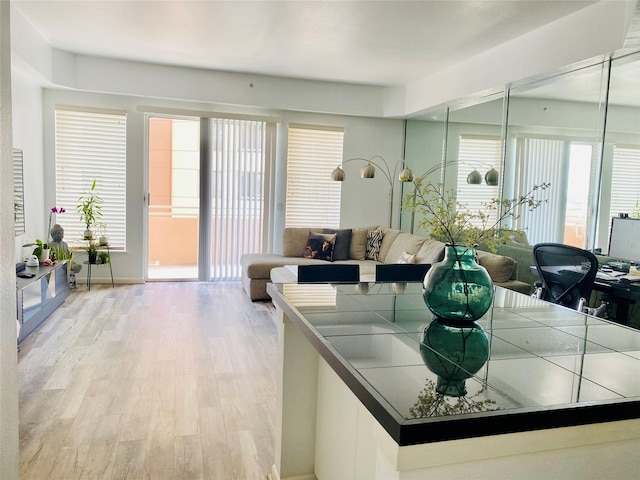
[48, 206, 66, 242]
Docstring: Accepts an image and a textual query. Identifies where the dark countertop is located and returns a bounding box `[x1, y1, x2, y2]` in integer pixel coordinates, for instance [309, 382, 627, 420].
[267, 282, 640, 446]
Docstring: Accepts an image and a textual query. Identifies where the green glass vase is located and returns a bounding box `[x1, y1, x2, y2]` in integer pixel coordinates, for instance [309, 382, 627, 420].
[423, 244, 494, 323]
[419, 319, 489, 397]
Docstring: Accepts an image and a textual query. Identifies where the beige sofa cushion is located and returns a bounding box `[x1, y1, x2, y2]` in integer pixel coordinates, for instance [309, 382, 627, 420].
[382, 233, 426, 264]
[350, 226, 378, 260]
[283, 227, 314, 257]
[476, 250, 515, 283]
[415, 239, 446, 264]
[377, 228, 400, 261]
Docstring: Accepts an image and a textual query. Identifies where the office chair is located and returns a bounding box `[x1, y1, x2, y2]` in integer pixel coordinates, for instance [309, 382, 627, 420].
[532, 243, 601, 313]
[375, 263, 431, 283]
[297, 264, 360, 284]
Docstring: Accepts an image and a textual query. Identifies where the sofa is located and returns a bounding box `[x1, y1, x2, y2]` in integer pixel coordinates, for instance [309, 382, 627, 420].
[240, 226, 531, 301]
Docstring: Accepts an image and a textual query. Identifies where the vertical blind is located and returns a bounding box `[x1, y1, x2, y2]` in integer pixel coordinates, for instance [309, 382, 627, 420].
[55, 108, 127, 248]
[285, 125, 344, 228]
[456, 136, 500, 227]
[514, 137, 566, 244]
[210, 118, 270, 280]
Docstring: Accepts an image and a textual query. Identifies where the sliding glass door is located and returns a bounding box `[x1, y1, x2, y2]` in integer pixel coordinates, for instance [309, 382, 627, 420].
[146, 115, 272, 281]
[147, 117, 200, 280]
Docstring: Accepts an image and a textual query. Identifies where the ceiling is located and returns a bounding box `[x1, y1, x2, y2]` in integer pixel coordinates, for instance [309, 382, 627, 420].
[12, 0, 598, 88]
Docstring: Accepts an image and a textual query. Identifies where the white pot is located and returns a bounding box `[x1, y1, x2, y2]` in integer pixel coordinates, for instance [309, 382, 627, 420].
[40, 248, 50, 262]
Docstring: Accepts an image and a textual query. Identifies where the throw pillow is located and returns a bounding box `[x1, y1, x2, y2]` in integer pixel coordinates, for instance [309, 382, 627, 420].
[397, 251, 416, 264]
[322, 228, 353, 261]
[303, 232, 336, 262]
[366, 227, 385, 261]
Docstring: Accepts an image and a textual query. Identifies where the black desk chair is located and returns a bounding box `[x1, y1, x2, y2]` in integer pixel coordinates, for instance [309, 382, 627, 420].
[375, 263, 431, 283]
[533, 243, 599, 312]
[297, 264, 360, 284]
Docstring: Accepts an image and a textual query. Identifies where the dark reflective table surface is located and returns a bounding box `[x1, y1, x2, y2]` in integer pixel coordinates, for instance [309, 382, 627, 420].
[269, 282, 640, 442]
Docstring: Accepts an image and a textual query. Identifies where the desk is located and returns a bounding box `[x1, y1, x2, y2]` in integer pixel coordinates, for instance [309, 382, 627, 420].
[531, 265, 640, 324]
[267, 282, 640, 479]
[593, 277, 640, 323]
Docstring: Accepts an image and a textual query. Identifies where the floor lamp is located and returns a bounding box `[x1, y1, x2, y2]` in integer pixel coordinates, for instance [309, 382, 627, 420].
[330, 155, 415, 228]
[408, 161, 501, 233]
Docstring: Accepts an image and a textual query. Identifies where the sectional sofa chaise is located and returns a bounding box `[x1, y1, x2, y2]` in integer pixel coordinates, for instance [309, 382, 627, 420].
[240, 226, 531, 301]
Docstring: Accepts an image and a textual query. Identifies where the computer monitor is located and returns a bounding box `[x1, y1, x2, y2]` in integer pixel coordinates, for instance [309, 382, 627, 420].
[608, 216, 640, 265]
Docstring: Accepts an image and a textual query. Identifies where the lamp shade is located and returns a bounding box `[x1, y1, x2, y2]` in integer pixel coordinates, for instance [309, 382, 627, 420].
[331, 166, 346, 181]
[466, 170, 482, 185]
[360, 163, 376, 179]
[399, 167, 414, 182]
[485, 168, 499, 186]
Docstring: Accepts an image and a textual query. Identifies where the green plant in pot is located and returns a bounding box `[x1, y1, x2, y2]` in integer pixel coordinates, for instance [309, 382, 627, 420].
[97, 251, 110, 265]
[87, 242, 99, 264]
[23, 239, 49, 262]
[403, 180, 550, 323]
[77, 180, 104, 240]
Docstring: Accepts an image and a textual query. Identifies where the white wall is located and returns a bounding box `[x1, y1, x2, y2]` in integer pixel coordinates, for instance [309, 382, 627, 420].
[272, 112, 405, 252]
[12, 64, 44, 263]
[0, 1, 19, 477]
[40, 88, 404, 280]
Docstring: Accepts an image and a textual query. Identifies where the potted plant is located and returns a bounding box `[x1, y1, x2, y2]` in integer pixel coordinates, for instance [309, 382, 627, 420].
[87, 241, 99, 264]
[98, 224, 109, 246]
[97, 251, 110, 265]
[23, 239, 49, 262]
[403, 180, 550, 323]
[77, 180, 104, 240]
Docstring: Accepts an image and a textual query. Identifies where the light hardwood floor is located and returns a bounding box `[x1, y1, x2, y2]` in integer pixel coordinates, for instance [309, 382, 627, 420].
[18, 282, 277, 480]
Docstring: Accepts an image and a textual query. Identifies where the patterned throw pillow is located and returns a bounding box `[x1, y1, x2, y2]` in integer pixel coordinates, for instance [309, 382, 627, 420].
[303, 232, 336, 261]
[366, 227, 385, 261]
[397, 251, 416, 264]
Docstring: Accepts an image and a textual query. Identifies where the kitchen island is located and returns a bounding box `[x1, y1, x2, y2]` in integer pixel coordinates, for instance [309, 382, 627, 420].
[267, 282, 640, 480]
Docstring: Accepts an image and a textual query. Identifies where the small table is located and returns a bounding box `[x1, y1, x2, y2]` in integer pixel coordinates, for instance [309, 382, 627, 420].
[83, 245, 114, 290]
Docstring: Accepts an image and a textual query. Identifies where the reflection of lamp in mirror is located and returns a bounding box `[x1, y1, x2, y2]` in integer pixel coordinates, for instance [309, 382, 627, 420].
[406, 160, 500, 233]
[330, 155, 414, 227]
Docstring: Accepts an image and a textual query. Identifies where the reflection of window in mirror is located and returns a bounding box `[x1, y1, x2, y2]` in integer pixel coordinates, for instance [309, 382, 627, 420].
[600, 52, 640, 251]
[455, 136, 501, 227]
[13, 148, 25, 236]
[506, 62, 607, 249]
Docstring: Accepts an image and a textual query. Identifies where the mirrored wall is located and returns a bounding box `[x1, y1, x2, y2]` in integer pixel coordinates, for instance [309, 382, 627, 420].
[402, 48, 640, 257]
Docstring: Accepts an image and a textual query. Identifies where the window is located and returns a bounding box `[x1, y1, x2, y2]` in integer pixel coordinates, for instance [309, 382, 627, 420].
[610, 145, 640, 219]
[456, 136, 501, 227]
[55, 107, 127, 249]
[514, 137, 566, 244]
[513, 137, 597, 247]
[285, 125, 344, 228]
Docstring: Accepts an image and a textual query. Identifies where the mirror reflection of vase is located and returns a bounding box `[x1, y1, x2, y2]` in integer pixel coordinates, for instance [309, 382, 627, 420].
[419, 319, 489, 397]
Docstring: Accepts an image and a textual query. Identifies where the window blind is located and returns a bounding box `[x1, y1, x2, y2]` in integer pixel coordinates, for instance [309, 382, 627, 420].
[456, 136, 500, 227]
[285, 125, 344, 228]
[55, 108, 127, 249]
[610, 146, 640, 219]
